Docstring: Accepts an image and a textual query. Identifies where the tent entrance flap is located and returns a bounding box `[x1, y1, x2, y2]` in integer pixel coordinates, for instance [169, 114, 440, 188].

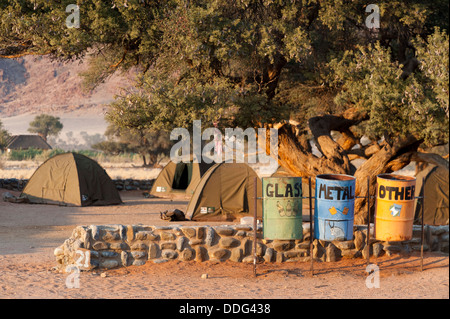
[172, 163, 193, 190]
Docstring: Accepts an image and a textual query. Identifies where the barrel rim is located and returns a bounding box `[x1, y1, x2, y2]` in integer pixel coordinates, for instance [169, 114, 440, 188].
[377, 173, 416, 182]
[316, 174, 356, 181]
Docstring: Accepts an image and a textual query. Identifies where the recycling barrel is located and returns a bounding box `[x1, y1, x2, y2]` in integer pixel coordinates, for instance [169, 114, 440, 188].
[262, 177, 303, 240]
[375, 174, 416, 241]
[314, 174, 356, 241]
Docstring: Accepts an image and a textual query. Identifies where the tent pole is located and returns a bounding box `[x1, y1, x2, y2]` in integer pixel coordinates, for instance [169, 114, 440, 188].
[309, 177, 314, 276]
[253, 176, 258, 278]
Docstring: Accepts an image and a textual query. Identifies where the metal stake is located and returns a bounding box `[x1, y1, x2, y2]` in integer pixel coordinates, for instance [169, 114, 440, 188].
[421, 177, 425, 272]
[309, 177, 314, 276]
[366, 176, 370, 266]
[253, 176, 258, 278]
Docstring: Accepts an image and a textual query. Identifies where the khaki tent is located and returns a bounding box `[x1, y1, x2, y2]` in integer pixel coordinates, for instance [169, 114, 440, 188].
[150, 160, 213, 198]
[21, 152, 122, 206]
[415, 165, 449, 225]
[185, 163, 262, 221]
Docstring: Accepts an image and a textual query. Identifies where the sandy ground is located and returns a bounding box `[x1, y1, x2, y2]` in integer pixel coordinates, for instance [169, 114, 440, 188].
[0, 188, 448, 300]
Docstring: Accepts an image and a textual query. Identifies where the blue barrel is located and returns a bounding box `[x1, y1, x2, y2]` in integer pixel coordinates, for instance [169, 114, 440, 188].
[314, 174, 356, 241]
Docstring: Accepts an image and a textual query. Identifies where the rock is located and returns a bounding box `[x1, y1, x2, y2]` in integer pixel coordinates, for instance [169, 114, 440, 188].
[285, 251, 299, 259]
[90, 225, 100, 240]
[235, 230, 247, 237]
[126, 225, 135, 241]
[160, 232, 176, 241]
[428, 236, 438, 251]
[160, 242, 177, 250]
[100, 272, 107, 278]
[256, 242, 265, 257]
[332, 240, 354, 250]
[54, 247, 64, 257]
[100, 260, 119, 269]
[242, 256, 255, 263]
[431, 226, 448, 236]
[312, 240, 325, 260]
[132, 259, 146, 266]
[109, 242, 129, 250]
[148, 243, 161, 259]
[92, 241, 109, 250]
[101, 251, 118, 258]
[195, 246, 208, 262]
[102, 231, 119, 241]
[179, 248, 195, 261]
[383, 244, 402, 256]
[264, 248, 274, 263]
[131, 251, 147, 259]
[209, 248, 229, 260]
[205, 227, 216, 246]
[272, 240, 293, 252]
[354, 230, 366, 251]
[276, 252, 284, 263]
[440, 241, 449, 253]
[177, 236, 188, 251]
[326, 244, 338, 262]
[215, 226, 236, 236]
[201, 274, 209, 279]
[372, 243, 384, 257]
[180, 227, 196, 238]
[341, 249, 361, 259]
[197, 227, 205, 239]
[296, 241, 311, 250]
[121, 251, 129, 266]
[161, 249, 178, 259]
[219, 237, 240, 248]
[230, 248, 243, 262]
[135, 231, 159, 241]
[130, 242, 148, 251]
[362, 245, 370, 260]
[189, 239, 204, 246]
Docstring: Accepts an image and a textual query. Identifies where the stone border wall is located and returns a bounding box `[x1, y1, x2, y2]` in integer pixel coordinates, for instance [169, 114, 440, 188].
[55, 224, 449, 271]
[0, 178, 154, 192]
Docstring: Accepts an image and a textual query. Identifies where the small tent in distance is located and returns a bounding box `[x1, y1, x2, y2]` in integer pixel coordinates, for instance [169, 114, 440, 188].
[415, 165, 449, 225]
[185, 163, 262, 221]
[21, 152, 122, 206]
[150, 160, 213, 198]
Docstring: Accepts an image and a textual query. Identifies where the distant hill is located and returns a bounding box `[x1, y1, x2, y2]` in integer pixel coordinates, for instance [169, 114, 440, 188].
[0, 55, 135, 149]
[0, 55, 133, 117]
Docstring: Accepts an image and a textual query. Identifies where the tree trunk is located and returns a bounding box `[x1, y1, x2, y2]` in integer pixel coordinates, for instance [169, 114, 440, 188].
[274, 112, 435, 225]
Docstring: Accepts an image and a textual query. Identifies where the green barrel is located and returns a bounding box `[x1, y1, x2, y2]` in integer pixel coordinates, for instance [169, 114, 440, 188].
[262, 177, 303, 240]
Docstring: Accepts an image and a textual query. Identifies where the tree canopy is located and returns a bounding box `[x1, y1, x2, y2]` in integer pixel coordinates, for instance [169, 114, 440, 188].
[1, 0, 448, 222]
[28, 114, 63, 141]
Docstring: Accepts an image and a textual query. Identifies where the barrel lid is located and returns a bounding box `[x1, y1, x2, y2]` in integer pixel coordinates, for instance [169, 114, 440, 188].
[316, 174, 356, 181]
[377, 174, 416, 182]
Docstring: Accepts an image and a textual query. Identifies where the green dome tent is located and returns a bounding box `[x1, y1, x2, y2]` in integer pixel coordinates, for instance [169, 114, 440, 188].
[185, 163, 262, 221]
[21, 152, 122, 206]
[415, 165, 449, 225]
[150, 160, 214, 198]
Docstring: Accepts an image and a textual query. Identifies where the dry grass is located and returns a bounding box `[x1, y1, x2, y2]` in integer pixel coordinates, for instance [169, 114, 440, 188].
[0, 159, 163, 180]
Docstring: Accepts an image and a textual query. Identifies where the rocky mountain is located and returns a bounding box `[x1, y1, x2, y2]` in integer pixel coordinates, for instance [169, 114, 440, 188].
[0, 55, 133, 117]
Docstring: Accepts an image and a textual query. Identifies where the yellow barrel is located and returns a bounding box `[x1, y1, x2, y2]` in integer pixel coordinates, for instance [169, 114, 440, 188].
[375, 174, 416, 241]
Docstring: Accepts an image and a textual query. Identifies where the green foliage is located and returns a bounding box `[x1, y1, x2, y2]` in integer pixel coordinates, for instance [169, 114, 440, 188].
[28, 114, 64, 141]
[7, 148, 44, 161]
[328, 32, 449, 146]
[0, 120, 11, 151]
[1, 0, 448, 151]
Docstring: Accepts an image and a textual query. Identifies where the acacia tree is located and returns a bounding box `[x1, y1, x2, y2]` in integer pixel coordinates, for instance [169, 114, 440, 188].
[28, 114, 63, 142]
[0, 119, 11, 151]
[1, 0, 448, 222]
